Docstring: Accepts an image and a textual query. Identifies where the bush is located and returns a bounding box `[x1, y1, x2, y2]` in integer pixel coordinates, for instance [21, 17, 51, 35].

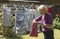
[2, 26, 17, 37]
[2, 16, 17, 37]
[53, 17, 60, 30]
[2, 16, 23, 39]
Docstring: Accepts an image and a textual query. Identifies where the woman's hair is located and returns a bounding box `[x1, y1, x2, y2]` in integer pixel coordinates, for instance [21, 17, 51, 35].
[37, 5, 47, 12]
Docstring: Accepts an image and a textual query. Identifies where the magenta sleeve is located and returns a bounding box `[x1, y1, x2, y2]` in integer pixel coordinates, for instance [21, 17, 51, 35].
[35, 15, 42, 21]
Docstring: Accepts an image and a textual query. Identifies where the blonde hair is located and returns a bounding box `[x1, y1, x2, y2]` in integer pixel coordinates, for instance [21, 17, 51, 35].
[37, 5, 47, 12]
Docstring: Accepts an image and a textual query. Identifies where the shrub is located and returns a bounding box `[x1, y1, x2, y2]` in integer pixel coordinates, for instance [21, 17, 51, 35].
[2, 16, 17, 37]
[53, 17, 60, 30]
[2, 26, 17, 37]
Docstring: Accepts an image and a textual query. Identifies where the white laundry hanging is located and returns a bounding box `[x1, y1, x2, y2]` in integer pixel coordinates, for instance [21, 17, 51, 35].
[14, 10, 27, 35]
[2, 7, 11, 26]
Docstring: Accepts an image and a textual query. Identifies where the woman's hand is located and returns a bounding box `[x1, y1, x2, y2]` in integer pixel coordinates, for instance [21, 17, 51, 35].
[32, 19, 39, 24]
[32, 19, 41, 24]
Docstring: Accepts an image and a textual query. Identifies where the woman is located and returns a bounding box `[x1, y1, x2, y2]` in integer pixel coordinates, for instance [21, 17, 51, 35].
[32, 5, 54, 39]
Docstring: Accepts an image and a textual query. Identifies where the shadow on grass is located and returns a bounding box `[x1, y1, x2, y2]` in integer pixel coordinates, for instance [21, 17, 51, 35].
[5, 36, 23, 39]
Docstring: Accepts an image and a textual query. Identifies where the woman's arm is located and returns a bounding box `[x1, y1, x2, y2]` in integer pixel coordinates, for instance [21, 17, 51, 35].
[32, 15, 42, 23]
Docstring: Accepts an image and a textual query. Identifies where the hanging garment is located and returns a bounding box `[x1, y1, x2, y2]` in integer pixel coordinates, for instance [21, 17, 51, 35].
[14, 10, 27, 35]
[30, 23, 38, 37]
[25, 9, 33, 32]
[2, 7, 11, 26]
[25, 9, 40, 32]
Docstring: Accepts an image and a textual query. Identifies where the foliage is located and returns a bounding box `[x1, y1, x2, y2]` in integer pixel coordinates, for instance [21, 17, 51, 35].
[53, 17, 60, 30]
[2, 16, 16, 37]
[2, 26, 16, 37]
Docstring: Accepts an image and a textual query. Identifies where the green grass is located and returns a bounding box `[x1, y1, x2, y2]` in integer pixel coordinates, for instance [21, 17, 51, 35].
[0, 29, 60, 39]
[54, 29, 60, 39]
[22, 29, 60, 39]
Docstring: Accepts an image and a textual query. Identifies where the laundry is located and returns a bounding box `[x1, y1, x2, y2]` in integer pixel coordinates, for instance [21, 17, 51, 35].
[30, 23, 38, 37]
[2, 6, 11, 26]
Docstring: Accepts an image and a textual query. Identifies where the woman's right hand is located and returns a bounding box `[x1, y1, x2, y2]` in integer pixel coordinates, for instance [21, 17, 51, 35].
[32, 19, 38, 23]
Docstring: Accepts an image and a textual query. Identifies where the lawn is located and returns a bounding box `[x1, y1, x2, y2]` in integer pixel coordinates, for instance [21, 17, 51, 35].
[0, 26, 60, 39]
[0, 29, 60, 39]
[22, 29, 60, 39]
